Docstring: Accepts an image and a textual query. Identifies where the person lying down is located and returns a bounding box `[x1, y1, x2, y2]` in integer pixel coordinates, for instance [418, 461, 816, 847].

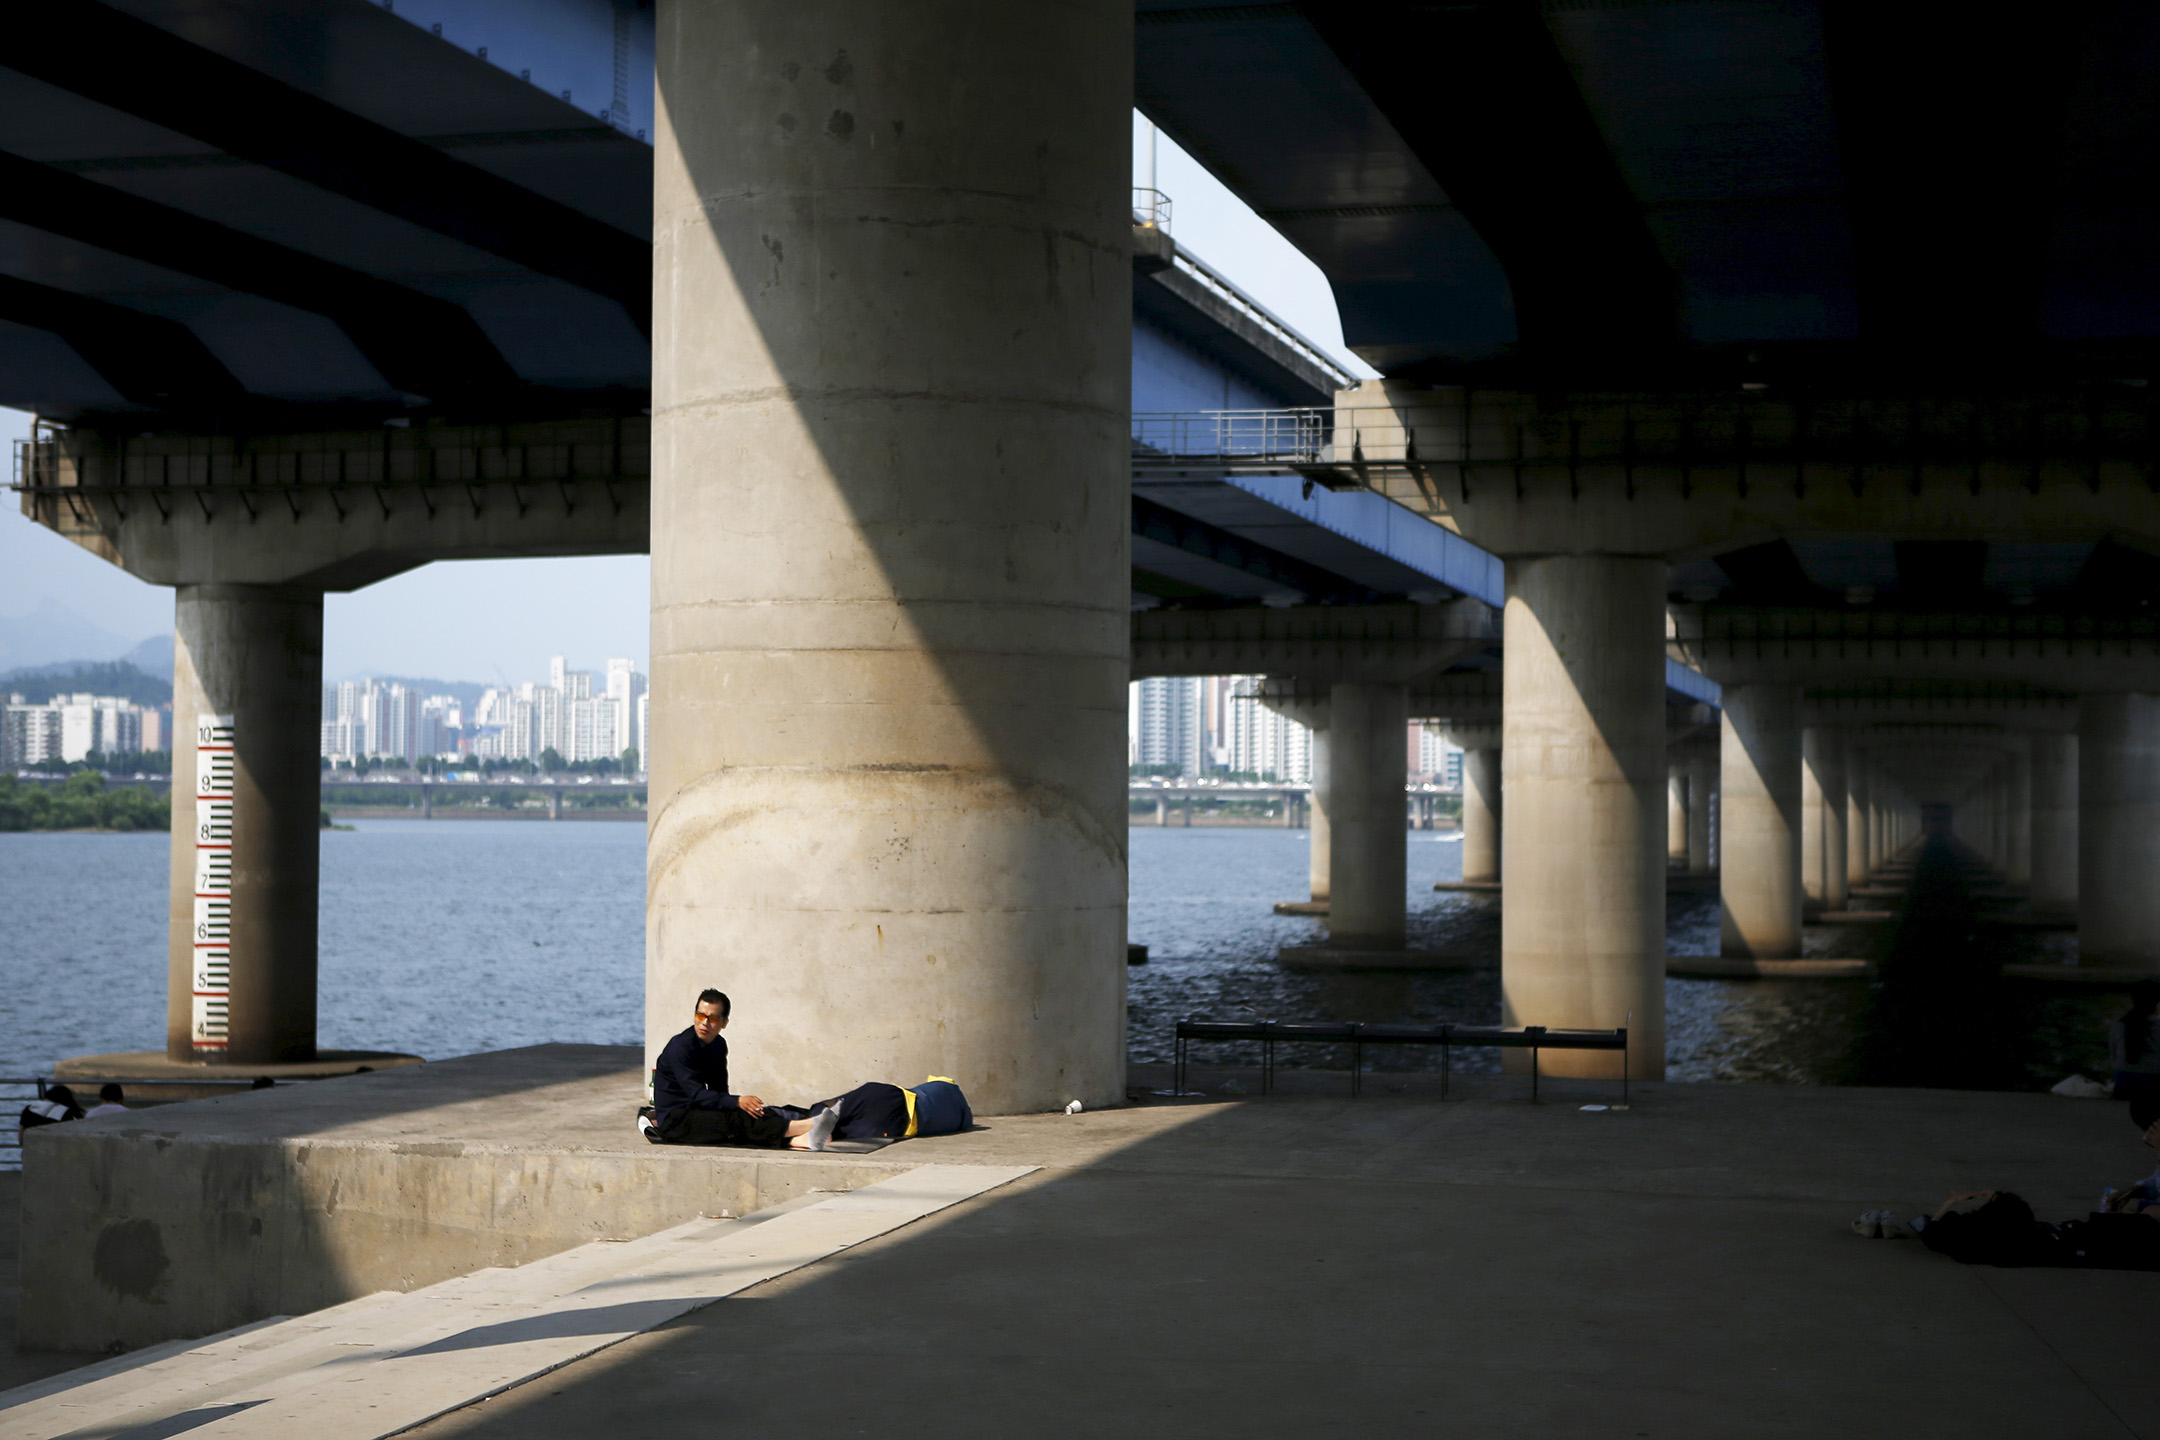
[638, 987, 972, 1151]
[1850, 1091, 2160, 1271]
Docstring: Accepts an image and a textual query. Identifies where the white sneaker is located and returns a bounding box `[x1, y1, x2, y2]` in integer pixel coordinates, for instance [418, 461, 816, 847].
[1850, 1210, 1883, 1238]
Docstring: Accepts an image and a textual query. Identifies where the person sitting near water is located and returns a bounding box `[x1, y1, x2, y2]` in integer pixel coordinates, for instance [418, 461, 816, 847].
[1859, 1093, 2160, 1270]
[83, 1084, 128, 1119]
[641, 989, 841, 1151]
[2108, 981, 2160, 1104]
[19, 1084, 83, 1129]
[639, 988, 976, 1151]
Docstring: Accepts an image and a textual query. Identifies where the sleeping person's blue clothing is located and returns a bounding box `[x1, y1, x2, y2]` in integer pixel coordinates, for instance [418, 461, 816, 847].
[909, 1078, 972, 1137]
[653, 1027, 739, 1120]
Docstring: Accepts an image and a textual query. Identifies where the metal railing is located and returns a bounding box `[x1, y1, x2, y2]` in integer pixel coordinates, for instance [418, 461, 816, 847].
[1132, 186, 1172, 233]
[1132, 407, 1334, 467]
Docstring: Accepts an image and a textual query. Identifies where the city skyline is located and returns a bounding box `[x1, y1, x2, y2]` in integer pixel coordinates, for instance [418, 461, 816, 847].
[323, 655, 648, 770]
[1129, 676, 1460, 787]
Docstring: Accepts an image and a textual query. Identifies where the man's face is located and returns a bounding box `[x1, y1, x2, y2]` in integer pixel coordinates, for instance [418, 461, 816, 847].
[692, 1001, 727, 1043]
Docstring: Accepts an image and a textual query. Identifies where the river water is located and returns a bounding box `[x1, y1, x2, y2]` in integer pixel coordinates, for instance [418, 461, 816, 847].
[0, 821, 2121, 1088]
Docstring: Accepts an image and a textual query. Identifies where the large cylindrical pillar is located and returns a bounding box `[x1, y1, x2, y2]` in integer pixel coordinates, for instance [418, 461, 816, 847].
[1686, 750, 1715, 874]
[166, 585, 324, 1064]
[647, 2, 1132, 1111]
[2030, 732, 2077, 915]
[1846, 756, 1871, 883]
[1808, 729, 1848, 911]
[1463, 745, 1501, 884]
[1800, 727, 1847, 911]
[1309, 728, 1332, 901]
[1326, 682, 1408, 947]
[1501, 556, 1666, 1079]
[1667, 765, 1689, 868]
[2078, 695, 2160, 969]
[1720, 684, 1803, 958]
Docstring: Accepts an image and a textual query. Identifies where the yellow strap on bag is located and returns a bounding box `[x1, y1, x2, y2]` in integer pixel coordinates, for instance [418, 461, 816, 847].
[903, 1076, 957, 1140]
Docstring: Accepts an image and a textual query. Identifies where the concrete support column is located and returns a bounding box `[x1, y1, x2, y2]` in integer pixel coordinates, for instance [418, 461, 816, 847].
[2078, 695, 2160, 969]
[1686, 751, 1715, 875]
[1500, 555, 1666, 1079]
[1667, 765, 1689, 868]
[166, 584, 324, 1065]
[647, 2, 1131, 1110]
[1309, 728, 1333, 901]
[1463, 747, 1501, 884]
[2030, 733, 2077, 915]
[1720, 684, 1803, 958]
[1325, 682, 1409, 947]
[1870, 776, 1888, 865]
[1802, 728, 1848, 913]
[1846, 758, 1871, 883]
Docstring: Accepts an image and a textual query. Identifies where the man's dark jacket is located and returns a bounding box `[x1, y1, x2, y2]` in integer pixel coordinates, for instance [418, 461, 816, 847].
[653, 1027, 740, 1120]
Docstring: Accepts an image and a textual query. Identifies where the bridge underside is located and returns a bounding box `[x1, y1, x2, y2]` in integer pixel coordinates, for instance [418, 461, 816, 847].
[6, 3, 2157, 1099]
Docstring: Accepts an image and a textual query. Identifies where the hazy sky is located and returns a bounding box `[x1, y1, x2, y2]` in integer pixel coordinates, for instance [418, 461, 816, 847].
[0, 115, 1364, 685]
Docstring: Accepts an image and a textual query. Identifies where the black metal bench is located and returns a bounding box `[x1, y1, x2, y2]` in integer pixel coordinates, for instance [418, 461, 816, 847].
[1171, 1020, 1629, 1104]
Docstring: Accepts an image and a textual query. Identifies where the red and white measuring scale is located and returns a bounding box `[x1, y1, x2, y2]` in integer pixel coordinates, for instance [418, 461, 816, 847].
[191, 714, 235, 1054]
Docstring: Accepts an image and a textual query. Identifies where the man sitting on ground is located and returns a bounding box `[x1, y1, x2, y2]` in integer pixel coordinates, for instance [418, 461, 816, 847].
[83, 1084, 128, 1119]
[643, 989, 839, 1151]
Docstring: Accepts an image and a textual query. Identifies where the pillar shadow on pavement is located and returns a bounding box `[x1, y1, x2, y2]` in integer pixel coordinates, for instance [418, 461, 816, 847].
[394, 1080, 2156, 1440]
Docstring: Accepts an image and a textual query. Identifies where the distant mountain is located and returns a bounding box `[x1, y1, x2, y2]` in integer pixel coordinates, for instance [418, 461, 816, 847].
[0, 659, 171, 706]
[0, 599, 136, 671]
[121, 633, 172, 681]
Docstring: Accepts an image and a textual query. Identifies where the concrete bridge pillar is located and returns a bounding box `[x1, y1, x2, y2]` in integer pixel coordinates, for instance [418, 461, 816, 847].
[167, 584, 324, 1064]
[1686, 749, 1716, 875]
[1302, 724, 1333, 900]
[1463, 746, 1501, 884]
[1801, 727, 1847, 912]
[647, 1, 1131, 1110]
[1846, 756, 1872, 883]
[2078, 695, 2160, 970]
[2005, 744, 2032, 889]
[1720, 684, 1803, 958]
[1326, 682, 1409, 948]
[2030, 733, 2078, 915]
[1500, 555, 1666, 1079]
[1667, 765, 1689, 869]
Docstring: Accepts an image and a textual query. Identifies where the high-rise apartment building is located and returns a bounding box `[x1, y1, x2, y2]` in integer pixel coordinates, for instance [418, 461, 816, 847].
[5, 693, 164, 765]
[1130, 675, 1315, 783]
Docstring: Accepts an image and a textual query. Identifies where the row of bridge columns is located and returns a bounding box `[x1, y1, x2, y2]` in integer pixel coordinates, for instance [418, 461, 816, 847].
[130, 5, 2160, 1111]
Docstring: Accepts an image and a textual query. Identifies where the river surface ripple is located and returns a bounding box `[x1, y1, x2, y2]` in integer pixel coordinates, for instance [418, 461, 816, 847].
[0, 822, 2116, 1088]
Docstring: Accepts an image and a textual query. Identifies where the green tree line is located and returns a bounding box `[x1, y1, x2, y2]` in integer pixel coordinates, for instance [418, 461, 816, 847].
[0, 773, 169, 831]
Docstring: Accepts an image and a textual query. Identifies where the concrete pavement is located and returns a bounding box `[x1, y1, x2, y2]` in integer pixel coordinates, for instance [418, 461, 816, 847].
[394, 1075, 2154, 1440]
